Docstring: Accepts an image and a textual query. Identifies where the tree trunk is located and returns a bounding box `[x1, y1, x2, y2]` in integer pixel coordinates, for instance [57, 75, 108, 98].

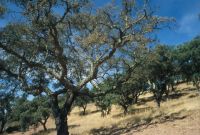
[40, 118, 48, 131]
[50, 92, 77, 135]
[157, 100, 161, 108]
[195, 83, 200, 91]
[153, 92, 161, 108]
[82, 105, 87, 115]
[55, 115, 69, 135]
[165, 88, 169, 100]
[0, 119, 6, 133]
[50, 91, 76, 135]
[155, 93, 162, 108]
[42, 123, 47, 131]
[171, 84, 175, 92]
[123, 105, 128, 115]
[135, 95, 138, 103]
[106, 107, 111, 115]
[50, 96, 69, 135]
[101, 110, 105, 117]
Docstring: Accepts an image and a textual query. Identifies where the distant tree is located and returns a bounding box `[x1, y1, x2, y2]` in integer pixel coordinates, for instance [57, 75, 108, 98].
[11, 96, 51, 131]
[31, 96, 51, 131]
[147, 45, 174, 107]
[10, 95, 28, 131]
[177, 36, 200, 91]
[114, 81, 135, 115]
[0, 0, 169, 134]
[94, 94, 113, 117]
[75, 88, 91, 115]
[112, 73, 148, 114]
[116, 80, 147, 115]
[92, 43, 150, 115]
[112, 44, 149, 114]
[93, 68, 148, 115]
[93, 80, 114, 117]
[164, 46, 179, 95]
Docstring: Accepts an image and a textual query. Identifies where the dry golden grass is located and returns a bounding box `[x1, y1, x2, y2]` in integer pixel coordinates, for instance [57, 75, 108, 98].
[9, 83, 200, 135]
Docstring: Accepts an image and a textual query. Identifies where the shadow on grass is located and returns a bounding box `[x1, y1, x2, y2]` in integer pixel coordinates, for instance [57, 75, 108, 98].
[130, 107, 154, 115]
[90, 110, 187, 135]
[31, 124, 80, 135]
[181, 87, 197, 92]
[165, 92, 187, 100]
[188, 93, 199, 98]
[138, 87, 197, 105]
[31, 128, 55, 135]
[112, 90, 191, 118]
[69, 124, 80, 129]
[89, 109, 101, 114]
[139, 96, 154, 105]
[73, 109, 100, 116]
[79, 110, 101, 116]
[112, 106, 154, 118]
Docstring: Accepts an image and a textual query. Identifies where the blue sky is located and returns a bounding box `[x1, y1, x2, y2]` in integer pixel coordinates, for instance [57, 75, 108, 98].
[150, 0, 200, 45]
[1, 0, 200, 46]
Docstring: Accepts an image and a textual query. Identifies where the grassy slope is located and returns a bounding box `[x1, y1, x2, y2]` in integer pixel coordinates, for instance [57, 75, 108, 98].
[9, 83, 200, 135]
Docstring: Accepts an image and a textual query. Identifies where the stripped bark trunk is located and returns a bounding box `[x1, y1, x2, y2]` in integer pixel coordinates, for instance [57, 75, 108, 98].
[50, 92, 75, 135]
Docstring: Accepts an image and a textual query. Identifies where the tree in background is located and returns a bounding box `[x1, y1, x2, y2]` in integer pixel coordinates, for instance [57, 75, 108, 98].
[114, 81, 136, 115]
[159, 46, 178, 96]
[94, 94, 114, 117]
[31, 96, 51, 131]
[177, 36, 200, 91]
[93, 79, 115, 117]
[147, 45, 175, 107]
[75, 88, 91, 115]
[116, 78, 148, 114]
[112, 41, 150, 114]
[11, 95, 51, 131]
[9, 95, 28, 131]
[93, 62, 148, 115]
[109, 70, 148, 115]
[0, 0, 169, 134]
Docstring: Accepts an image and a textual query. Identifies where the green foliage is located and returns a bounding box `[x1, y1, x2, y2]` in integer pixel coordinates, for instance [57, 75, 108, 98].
[114, 79, 148, 114]
[93, 68, 148, 115]
[0, 92, 13, 133]
[112, 71, 148, 114]
[31, 96, 51, 130]
[176, 36, 200, 90]
[0, 79, 17, 133]
[75, 88, 91, 115]
[93, 80, 115, 117]
[94, 94, 113, 117]
[147, 45, 175, 107]
[11, 96, 51, 131]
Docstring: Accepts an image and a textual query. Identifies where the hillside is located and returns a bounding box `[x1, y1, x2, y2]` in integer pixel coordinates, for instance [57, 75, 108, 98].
[125, 109, 200, 135]
[9, 83, 200, 135]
